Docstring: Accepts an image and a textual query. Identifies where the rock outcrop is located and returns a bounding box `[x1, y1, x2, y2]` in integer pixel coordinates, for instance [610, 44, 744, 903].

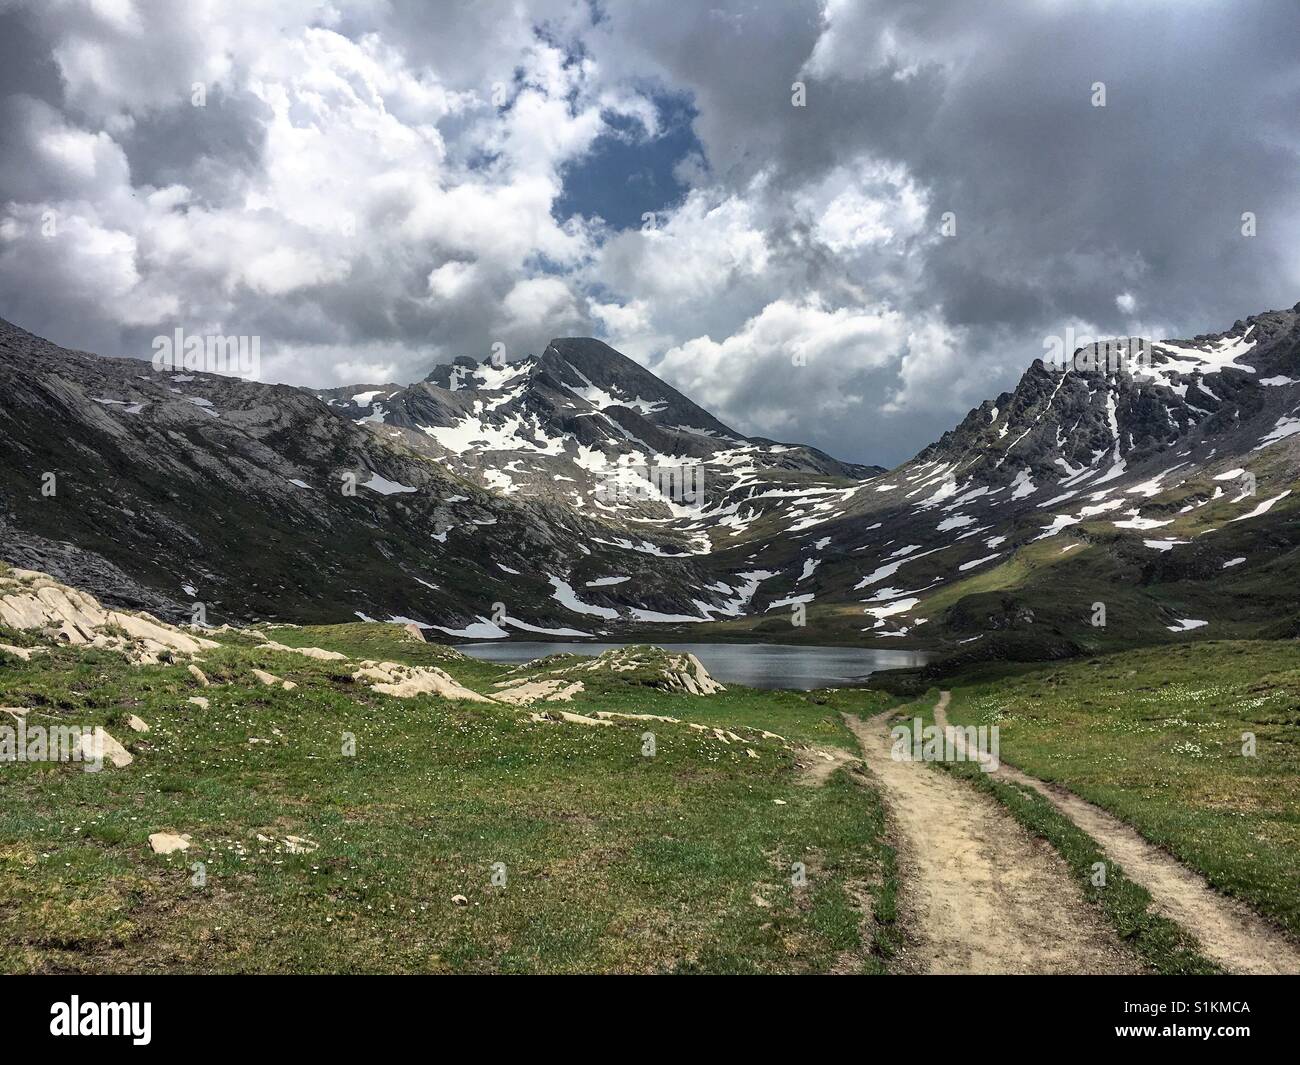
[351, 661, 493, 701]
[0, 568, 219, 663]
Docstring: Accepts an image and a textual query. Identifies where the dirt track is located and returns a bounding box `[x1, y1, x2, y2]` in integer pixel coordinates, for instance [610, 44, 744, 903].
[932, 695, 1300, 975]
[844, 699, 1143, 974]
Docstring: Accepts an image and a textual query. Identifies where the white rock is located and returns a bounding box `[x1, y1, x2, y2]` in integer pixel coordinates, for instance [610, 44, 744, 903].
[148, 832, 191, 855]
[0, 570, 220, 662]
[76, 727, 133, 769]
[493, 679, 584, 705]
[352, 661, 492, 701]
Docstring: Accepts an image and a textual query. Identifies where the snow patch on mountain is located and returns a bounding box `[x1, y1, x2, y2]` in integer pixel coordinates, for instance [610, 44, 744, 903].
[362, 473, 417, 495]
[548, 576, 619, 620]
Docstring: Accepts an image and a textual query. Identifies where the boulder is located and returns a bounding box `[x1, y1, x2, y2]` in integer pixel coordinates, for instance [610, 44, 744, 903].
[148, 832, 191, 855]
[352, 661, 492, 702]
[76, 727, 133, 769]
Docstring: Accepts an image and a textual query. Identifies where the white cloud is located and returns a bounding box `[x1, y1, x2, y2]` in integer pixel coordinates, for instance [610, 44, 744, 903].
[795, 161, 930, 254]
[498, 276, 582, 338]
[882, 319, 970, 414]
[6, 0, 1288, 468]
[803, 0, 977, 82]
[594, 184, 771, 308]
[0, 96, 130, 200]
[427, 260, 478, 301]
[0, 8, 617, 385]
[656, 297, 915, 435]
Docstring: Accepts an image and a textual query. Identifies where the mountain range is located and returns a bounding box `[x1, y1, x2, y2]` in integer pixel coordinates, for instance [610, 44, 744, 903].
[3, 303, 1299, 662]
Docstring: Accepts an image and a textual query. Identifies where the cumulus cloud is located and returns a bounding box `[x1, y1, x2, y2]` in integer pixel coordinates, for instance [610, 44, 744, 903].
[658, 297, 904, 429]
[0, 2, 610, 381]
[1, 0, 1298, 466]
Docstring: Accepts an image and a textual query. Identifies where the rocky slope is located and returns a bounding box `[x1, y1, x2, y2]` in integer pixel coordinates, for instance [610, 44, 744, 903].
[0, 319, 742, 634]
[318, 336, 876, 555]
[2, 305, 1299, 654]
[725, 304, 1300, 653]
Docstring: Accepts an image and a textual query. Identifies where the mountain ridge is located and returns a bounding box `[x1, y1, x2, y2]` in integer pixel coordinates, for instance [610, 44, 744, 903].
[3, 304, 1299, 658]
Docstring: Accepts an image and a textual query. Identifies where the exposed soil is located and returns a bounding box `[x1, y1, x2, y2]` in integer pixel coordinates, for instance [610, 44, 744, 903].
[933, 695, 1300, 975]
[845, 699, 1144, 974]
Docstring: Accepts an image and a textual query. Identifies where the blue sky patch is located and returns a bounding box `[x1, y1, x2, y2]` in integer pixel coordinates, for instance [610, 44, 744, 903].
[555, 93, 702, 231]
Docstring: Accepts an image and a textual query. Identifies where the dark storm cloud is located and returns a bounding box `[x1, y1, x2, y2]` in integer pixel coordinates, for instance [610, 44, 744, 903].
[594, 0, 1300, 333]
[118, 86, 271, 208]
[575, 0, 1300, 463]
[0, 7, 64, 105]
[0, 1, 1297, 467]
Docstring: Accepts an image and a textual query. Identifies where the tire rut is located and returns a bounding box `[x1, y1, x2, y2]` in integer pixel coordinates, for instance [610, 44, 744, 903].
[934, 694, 1300, 975]
[844, 699, 1143, 975]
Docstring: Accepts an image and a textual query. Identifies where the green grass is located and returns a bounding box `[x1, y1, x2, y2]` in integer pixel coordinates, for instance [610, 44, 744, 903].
[896, 691, 1219, 974]
[0, 630, 898, 973]
[939, 640, 1300, 937]
[962, 770, 1219, 974]
[11, 615, 1292, 974]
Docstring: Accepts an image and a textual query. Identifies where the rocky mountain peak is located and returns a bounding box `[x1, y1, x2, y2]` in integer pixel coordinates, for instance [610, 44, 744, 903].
[4, 302, 1299, 653]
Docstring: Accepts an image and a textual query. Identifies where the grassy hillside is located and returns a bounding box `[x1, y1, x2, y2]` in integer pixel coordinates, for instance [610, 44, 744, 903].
[697, 464, 1300, 655]
[0, 625, 897, 974]
[940, 640, 1300, 935]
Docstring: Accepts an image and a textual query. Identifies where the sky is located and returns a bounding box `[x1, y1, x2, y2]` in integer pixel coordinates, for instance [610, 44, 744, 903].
[1, 0, 1298, 466]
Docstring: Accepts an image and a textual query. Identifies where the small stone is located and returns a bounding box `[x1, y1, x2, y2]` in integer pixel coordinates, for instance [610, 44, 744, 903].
[773, 799, 787, 805]
[402, 623, 427, 643]
[188, 664, 209, 686]
[250, 669, 280, 687]
[78, 727, 133, 769]
[148, 832, 191, 855]
[127, 714, 150, 733]
[187, 696, 209, 709]
[451, 894, 469, 907]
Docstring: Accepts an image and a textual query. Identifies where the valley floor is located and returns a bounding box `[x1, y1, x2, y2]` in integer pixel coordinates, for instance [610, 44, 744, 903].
[937, 642, 1300, 947]
[0, 622, 899, 974]
[2, 607, 1297, 974]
